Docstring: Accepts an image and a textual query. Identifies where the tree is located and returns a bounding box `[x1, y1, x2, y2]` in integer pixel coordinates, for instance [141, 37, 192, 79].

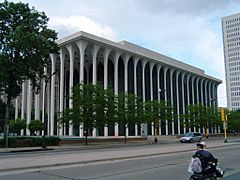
[144, 100, 173, 142]
[28, 120, 44, 135]
[9, 118, 26, 135]
[228, 110, 240, 133]
[0, 1, 59, 140]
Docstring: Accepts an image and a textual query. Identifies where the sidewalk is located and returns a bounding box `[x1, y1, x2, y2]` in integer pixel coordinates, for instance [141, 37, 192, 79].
[0, 137, 239, 173]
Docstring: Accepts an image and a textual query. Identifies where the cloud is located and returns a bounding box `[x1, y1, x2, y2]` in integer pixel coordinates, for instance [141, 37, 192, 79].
[49, 15, 118, 40]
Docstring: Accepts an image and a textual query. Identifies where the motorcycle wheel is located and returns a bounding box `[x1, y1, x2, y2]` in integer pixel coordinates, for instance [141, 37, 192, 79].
[189, 175, 198, 180]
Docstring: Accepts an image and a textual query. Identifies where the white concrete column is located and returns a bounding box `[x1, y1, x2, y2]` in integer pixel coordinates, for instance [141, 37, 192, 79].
[114, 51, 121, 136]
[186, 74, 191, 132]
[157, 65, 162, 135]
[205, 80, 208, 106]
[103, 47, 111, 137]
[34, 91, 40, 120]
[50, 54, 56, 136]
[66, 45, 74, 135]
[181, 72, 186, 134]
[21, 82, 26, 121]
[196, 77, 201, 133]
[124, 54, 130, 137]
[175, 71, 180, 135]
[209, 81, 214, 134]
[59, 48, 65, 135]
[124, 54, 130, 93]
[191, 76, 196, 132]
[104, 47, 111, 90]
[149, 62, 154, 135]
[134, 57, 139, 136]
[47, 79, 51, 135]
[42, 67, 47, 135]
[15, 98, 19, 120]
[92, 44, 100, 137]
[26, 80, 32, 135]
[170, 68, 174, 135]
[200, 79, 204, 105]
[141, 60, 147, 136]
[163, 66, 168, 135]
[92, 44, 100, 85]
[76, 40, 88, 84]
[142, 60, 147, 102]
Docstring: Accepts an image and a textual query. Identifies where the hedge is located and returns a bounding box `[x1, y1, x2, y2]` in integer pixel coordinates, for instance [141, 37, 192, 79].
[0, 136, 60, 148]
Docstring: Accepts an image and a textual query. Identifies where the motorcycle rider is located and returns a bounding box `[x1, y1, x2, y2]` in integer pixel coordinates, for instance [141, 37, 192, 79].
[194, 141, 218, 175]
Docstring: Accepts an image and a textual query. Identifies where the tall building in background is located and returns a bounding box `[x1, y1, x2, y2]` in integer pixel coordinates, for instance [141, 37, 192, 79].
[222, 13, 240, 111]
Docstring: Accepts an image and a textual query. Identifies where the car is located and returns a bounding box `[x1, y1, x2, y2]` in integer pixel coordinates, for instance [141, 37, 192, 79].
[180, 132, 202, 143]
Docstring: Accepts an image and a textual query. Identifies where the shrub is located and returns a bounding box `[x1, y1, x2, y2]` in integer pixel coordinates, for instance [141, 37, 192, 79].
[0, 136, 60, 148]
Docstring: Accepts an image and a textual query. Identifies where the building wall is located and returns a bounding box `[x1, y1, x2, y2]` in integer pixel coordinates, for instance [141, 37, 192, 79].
[222, 13, 240, 111]
[17, 31, 221, 137]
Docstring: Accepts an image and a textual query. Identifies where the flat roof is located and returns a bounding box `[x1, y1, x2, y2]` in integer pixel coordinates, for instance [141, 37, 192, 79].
[57, 31, 222, 84]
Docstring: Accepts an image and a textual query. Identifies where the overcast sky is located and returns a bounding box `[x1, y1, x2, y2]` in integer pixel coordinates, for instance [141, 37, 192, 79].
[9, 0, 240, 107]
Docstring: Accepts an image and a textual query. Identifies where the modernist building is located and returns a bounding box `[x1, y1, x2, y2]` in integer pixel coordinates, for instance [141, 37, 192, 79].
[222, 13, 240, 111]
[13, 31, 221, 137]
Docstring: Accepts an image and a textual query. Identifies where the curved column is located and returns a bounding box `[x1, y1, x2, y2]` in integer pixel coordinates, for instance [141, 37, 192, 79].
[170, 68, 174, 135]
[134, 57, 139, 136]
[92, 44, 100, 85]
[124, 54, 130, 93]
[175, 71, 180, 135]
[104, 47, 111, 90]
[163, 66, 169, 135]
[92, 44, 100, 137]
[157, 65, 162, 135]
[186, 74, 191, 132]
[59, 48, 65, 135]
[150, 62, 154, 135]
[103, 47, 111, 136]
[34, 91, 40, 120]
[21, 82, 26, 121]
[114, 51, 121, 136]
[195, 77, 201, 133]
[142, 60, 147, 102]
[76, 40, 88, 83]
[200, 79, 204, 105]
[50, 54, 56, 136]
[181, 72, 186, 134]
[191, 76, 196, 132]
[66, 45, 74, 135]
[124, 54, 130, 137]
[15, 98, 19, 120]
[26, 80, 32, 135]
[41, 67, 47, 135]
[141, 60, 147, 136]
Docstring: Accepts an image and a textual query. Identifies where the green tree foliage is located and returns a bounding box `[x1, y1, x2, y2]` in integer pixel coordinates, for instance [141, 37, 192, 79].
[9, 118, 26, 135]
[144, 100, 173, 136]
[28, 120, 44, 135]
[228, 110, 240, 132]
[0, 1, 59, 139]
[185, 104, 220, 137]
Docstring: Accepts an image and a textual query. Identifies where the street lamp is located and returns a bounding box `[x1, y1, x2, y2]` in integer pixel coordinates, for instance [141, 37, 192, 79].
[42, 71, 56, 150]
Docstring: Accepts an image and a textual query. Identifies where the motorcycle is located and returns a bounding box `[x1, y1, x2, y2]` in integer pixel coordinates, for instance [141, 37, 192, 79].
[189, 161, 224, 180]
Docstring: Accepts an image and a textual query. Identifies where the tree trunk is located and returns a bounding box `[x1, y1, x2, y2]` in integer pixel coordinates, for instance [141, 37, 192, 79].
[4, 96, 11, 147]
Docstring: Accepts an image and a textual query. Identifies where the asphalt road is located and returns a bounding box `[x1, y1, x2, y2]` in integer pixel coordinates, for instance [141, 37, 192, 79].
[0, 143, 239, 180]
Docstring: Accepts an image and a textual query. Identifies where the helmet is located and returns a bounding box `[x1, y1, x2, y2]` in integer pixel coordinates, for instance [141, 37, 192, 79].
[197, 141, 206, 149]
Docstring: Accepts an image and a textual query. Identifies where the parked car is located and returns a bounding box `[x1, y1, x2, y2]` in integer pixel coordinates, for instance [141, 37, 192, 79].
[180, 132, 202, 143]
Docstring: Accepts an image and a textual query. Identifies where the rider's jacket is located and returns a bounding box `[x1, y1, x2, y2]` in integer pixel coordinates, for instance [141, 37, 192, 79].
[194, 149, 217, 170]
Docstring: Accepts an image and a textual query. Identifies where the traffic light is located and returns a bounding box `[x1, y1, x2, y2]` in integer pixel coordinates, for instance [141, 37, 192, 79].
[220, 108, 225, 122]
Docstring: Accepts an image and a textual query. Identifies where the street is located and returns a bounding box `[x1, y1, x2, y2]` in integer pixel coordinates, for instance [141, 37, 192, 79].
[0, 140, 240, 179]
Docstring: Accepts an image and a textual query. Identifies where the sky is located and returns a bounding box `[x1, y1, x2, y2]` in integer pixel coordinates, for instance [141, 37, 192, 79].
[7, 0, 240, 107]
